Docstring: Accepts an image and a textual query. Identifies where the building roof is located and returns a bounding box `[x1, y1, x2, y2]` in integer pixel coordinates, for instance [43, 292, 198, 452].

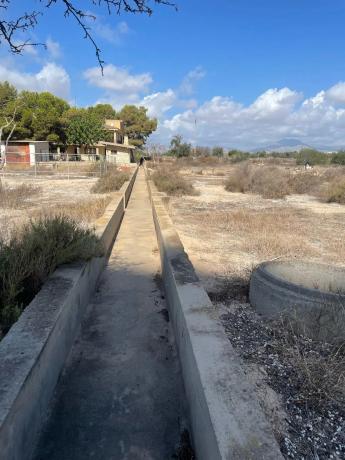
[99, 141, 136, 150]
[1, 140, 49, 144]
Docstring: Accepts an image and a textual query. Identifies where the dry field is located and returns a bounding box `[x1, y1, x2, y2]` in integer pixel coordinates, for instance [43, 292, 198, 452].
[0, 176, 113, 240]
[166, 163, 345, 459]
[168, 174, 345, 293]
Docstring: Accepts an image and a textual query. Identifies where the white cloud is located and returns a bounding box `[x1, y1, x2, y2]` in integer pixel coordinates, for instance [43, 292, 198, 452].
[95, 20, 130, 45]
[140, 89, 177, 118]
[326, 82, 345, 104]
[46, 38, 62, 59]
[179, 66, 206, 95]
[0, 62, 71, 99]
[84, 64, 152, 94]
[84, 11, 131, 45]
[152, 85, 345, 149]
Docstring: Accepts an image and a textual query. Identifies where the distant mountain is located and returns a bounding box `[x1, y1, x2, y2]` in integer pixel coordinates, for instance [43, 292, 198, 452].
[252, 138, 312, 153]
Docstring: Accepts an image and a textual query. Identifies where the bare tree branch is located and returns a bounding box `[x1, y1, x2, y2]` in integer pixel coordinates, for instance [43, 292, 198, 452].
[0, 0, 176, 70]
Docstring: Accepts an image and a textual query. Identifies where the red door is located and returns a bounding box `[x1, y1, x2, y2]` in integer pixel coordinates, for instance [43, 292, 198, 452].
[6, 144, 30, 165]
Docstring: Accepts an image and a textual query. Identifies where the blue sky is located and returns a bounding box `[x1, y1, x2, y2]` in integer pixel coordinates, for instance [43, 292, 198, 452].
[2, 0, 345, 149]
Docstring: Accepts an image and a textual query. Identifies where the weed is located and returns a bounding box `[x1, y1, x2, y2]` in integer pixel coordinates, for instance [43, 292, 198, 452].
[152, 168, 198, 196]
[0, 216, 102, 335]
[91, 168, 129, 193]
[323, 179, 345, 204]
[0, 180, 40, 208]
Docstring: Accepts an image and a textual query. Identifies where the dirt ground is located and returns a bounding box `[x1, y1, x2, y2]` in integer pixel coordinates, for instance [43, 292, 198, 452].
[0, 175, 109, 239]
[167, 168, 345, 459]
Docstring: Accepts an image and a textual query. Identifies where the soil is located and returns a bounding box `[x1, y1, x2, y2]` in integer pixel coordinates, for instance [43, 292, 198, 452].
[0, 176, 101, 237]
[167, 167, 345, 459]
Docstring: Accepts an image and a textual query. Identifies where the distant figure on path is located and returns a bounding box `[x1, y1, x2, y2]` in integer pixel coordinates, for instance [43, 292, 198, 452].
[139, 156, 145, 166]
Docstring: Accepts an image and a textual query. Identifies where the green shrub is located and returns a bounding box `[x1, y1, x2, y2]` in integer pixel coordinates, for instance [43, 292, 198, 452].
[296, 148, 329, 166]
[152, 168, 197, 196]
[0, 216, 102, 335]
[91, 168, 129, 193]
[212, 146, 224, 157]
[228, 150, 250, 163]
[331, 151, 345, 165]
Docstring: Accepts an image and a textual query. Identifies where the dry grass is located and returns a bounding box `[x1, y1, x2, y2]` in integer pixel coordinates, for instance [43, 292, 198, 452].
[31, 196, 112, 223]
[91, 168, 129, 193]
[152, 167, 198, 196]
[192, 207, 316, 259]
[322, 179, 345, 204]
[224, 162, 291, 198]
[224, 162, 345, 202]
[0, 180, 40, 208]
[282, 329, 345, 407]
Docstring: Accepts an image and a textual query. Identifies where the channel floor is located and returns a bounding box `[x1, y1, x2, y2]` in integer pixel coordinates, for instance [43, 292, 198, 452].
[33, 169, 189, 460]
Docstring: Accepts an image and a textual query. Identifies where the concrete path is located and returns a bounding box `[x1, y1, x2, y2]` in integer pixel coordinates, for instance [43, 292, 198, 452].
[33, 170, 189, 460]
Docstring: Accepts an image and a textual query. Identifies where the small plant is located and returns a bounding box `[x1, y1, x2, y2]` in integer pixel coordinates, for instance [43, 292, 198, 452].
[152, 168, 197, 196]
[0, 216, 102, 335]
[91, 168, 129, 193]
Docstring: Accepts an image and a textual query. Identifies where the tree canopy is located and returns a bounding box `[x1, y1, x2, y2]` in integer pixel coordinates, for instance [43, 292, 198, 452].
[118, 105, 157, 148]
[168, 135, 192, 157]
[0, 81, 158, 147]
[66, 110, 105, 146]
[0, 1, 175, 69]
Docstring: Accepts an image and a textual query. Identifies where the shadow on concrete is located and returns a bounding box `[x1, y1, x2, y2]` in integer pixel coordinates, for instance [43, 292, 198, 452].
[33, 266, 192, 460]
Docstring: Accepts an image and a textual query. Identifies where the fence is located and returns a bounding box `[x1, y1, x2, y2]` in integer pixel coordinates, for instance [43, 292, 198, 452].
[0, 152, 116, 179]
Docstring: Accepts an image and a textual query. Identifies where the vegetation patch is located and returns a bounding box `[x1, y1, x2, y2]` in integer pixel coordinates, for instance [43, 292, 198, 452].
[0, 180, 40, 208]
[152, 168, 198, 196]
[225, 162, 292, 198]
[0, 216, 102, 337]
[33, 197, 112, 223]
[91, 168, 130, 194]
[323, 179, 345, 204]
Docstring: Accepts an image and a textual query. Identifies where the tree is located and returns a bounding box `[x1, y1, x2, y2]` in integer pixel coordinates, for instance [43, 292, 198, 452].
[0, 82, 19, 164]
[212, 146, 224, 157]
[0, 81, 17, 107]
[168, 135, 192, 158]
[118, 105, 157, 148]
[11, 91, 70, 143]
[331, 151, 345, 165]
[87, 104, 117, 122]
[0, 1, 175, 69]
[66, 110, 104, 146]
[296, 148, 329, 166]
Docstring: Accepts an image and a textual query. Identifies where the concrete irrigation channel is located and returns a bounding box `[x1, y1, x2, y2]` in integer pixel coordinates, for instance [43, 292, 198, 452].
[250, 260, 345, 343]
[0, 168, 282, 460]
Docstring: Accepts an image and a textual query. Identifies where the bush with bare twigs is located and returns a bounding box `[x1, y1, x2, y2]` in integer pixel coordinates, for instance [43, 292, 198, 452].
[152, 167, 198, 196]
[91, 168, 129, 194]
[225, 162, 292, 198]
[322, 179, 345, 204]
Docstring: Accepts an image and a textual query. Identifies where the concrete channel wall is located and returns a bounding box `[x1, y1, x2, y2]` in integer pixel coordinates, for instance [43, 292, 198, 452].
[0, 167, 138, 460]
[146, 178, 283, 460]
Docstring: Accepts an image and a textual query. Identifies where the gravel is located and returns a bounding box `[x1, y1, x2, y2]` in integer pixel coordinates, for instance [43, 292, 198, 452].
[218, 299, 345, 459]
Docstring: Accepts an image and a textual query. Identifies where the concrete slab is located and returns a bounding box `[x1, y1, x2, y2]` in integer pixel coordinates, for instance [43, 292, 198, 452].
[147, 180, 283, 460]
[33, 170, 189, 460]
